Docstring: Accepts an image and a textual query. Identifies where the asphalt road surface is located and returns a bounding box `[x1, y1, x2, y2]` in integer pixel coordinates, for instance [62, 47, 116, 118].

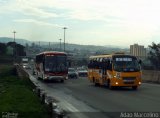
[27, 69, 160, 118]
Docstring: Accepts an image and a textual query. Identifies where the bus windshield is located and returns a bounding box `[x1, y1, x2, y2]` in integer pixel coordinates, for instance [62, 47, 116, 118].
[44, 55, 67, 72]
[113, 56, 140, 72]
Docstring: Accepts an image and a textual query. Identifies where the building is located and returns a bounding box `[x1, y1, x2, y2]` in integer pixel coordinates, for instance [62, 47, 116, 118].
[130, 44, 147, 60]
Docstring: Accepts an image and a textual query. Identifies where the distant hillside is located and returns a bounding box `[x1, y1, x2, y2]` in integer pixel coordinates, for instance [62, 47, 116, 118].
[0, 37, 129, 53]
[42, 43, 129, 53]
[0, 37, 60, 46]
[0, 37, 31, 45]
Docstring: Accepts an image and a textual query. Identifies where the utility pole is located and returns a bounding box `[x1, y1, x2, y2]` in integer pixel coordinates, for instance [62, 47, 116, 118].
[13, 31, 16, 62]
[59, 39, 62, 51]
[63, 27, 67, 52]
[49, 42, 50, 50]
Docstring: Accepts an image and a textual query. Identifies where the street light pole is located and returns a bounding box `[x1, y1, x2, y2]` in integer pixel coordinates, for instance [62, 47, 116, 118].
[13, 31, 16, 62]
[49, 42, 50, 50]
[59, 39, 62, 51]
[63, 27, 67, 52]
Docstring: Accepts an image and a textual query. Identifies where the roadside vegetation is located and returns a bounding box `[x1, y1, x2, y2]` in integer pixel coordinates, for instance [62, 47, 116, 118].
[148, 42, 160, 70]
[0, 65, 50, 118]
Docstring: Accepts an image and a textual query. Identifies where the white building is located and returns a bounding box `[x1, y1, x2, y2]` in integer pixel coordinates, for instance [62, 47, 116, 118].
[130, 44, 147, 60]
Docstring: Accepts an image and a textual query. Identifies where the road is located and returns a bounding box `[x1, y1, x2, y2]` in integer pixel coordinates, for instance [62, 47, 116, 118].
[27, 69, 160, 118]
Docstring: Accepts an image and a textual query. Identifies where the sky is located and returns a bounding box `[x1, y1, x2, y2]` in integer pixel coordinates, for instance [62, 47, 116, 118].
[0, 0, 160, 48]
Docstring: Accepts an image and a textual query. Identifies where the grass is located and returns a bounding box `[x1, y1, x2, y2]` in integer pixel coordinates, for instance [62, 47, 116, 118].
[0, 65, 50, 118]
[0, 55, 14, 64]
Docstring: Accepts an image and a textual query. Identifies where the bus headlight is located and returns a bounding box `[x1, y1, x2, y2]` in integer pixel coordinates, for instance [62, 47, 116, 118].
[44, 75, 49, 79]
[64, 76, 68, 80]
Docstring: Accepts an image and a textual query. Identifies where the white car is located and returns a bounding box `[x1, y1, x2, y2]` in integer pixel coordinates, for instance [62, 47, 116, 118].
[77, 67, 88, 77]
[68, 68, 78, 79]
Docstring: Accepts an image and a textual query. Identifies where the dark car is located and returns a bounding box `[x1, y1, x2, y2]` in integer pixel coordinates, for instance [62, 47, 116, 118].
[68, 68, 78, 79]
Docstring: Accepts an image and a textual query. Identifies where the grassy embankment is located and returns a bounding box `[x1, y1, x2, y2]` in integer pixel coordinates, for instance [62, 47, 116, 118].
[0, 64, 50, 118]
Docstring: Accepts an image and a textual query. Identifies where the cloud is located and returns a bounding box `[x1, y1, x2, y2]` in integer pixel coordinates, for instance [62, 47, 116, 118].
[21, 7, 58, 19]
[14, 19, 62, 27]
[1, 0, 160, 47]
[3, 0, 160, 23]
[21, 4, 57, 18]
[0, 0, 59, 19]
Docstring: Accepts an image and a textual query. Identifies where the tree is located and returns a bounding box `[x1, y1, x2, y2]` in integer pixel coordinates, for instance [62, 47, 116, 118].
[0, 43, 7, 55]
[7, 42, 26, 56]
[16, 44, 26, 56]
[148, 42, 160, 70]
[7, 42, 15, 47]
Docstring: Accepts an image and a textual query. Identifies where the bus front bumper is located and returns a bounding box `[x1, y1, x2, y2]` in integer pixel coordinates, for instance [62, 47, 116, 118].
[44, 75, 67, 80]
[110, 78, 141, 87]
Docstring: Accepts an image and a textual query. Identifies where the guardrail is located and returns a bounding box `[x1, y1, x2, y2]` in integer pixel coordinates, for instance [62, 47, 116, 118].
[142, 70, 160, 83]
[15, 64, 29, 79]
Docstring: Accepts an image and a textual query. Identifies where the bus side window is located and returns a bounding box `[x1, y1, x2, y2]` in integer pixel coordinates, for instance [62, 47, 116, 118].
[89, 58, 100, 69]
[88, 60, 92, 68]
[98, 58, 103, 69]
[93, 60, 98, 69]
[108, 60, 112, 71]
[88, 60, 96, 69]
[96, 58, 101, 69]
[101, 58, 106, 69]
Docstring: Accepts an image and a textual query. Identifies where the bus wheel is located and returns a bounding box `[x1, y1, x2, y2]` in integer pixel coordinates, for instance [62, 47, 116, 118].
[106, 80, 110, 87]
[93, 78, 99, 86]
[108, 81, 113, 90]
[92, 77, 95, 83]
[95, 82, 99, 86]
[132, 86, 138, 90]
[60, 79, 64, 83]
[43, 79, 48, 83]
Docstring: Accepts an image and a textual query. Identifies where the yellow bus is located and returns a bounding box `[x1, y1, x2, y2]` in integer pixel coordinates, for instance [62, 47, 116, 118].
[88, 53, 142, 90]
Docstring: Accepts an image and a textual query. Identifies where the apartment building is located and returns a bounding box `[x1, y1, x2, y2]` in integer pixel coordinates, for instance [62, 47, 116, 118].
[130, 44, 147, 60]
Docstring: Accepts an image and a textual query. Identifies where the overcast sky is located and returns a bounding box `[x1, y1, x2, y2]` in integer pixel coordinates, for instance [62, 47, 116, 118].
[0, 0, 160, 47]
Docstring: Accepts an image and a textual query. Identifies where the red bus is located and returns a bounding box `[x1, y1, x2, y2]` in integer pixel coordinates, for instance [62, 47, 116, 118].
[35, 51, 68, 82]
